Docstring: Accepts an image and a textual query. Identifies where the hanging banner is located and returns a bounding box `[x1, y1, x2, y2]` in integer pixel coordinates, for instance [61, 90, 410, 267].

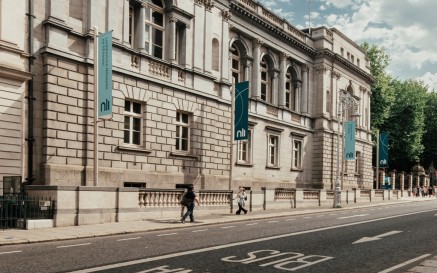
[234, 81, 249, 141]
[344, 121, 356, 160]
[98, 31, 113, 118]
[379, 132, 389, 167]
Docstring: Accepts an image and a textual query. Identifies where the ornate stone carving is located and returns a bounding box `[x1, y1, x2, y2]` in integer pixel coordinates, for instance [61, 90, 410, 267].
[332, 70, 341, 79]
[280, 52, 288, 61]
[314, 64, 329, 75]
[253, 38, 263, 48]
[204, 0, 214, 11]
[222, 10, 231, 21]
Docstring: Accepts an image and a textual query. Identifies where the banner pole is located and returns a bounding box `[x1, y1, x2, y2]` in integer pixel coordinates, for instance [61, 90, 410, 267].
[93, 26, 99, 187]
[229, 79, 235, 191]
[376, 129, 379, 189]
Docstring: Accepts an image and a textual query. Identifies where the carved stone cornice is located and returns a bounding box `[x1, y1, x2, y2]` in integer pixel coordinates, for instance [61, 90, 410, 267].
[253, 38, 263, 48]
[204, 0, 214, 11]
[314, 64, 329, 75]
[222, 10, 231, 22]
[194, 0, 203, 7]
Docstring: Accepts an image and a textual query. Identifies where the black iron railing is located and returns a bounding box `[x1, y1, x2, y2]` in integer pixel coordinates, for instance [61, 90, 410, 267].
[0, 195, 54, 230]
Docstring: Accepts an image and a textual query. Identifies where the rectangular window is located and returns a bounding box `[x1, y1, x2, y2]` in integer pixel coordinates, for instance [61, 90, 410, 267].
[355, 151, 361, 174]
[267, 134, 279, 167]
[237, 129, 252, 164]
[293, 139, 302, 169]
[129, 6, 134, 45]
[124, 100, 143, 146]
[176, 112, 190, 152]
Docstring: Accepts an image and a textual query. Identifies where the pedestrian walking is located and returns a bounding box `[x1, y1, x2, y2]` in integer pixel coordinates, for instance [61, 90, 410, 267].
[234, 187, 248, 215]
[180, 186, 200, 223]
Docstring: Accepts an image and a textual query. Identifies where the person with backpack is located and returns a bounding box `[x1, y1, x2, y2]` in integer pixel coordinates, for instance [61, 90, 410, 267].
[180, 186, 200, 223]
[234, 187, 248, 215]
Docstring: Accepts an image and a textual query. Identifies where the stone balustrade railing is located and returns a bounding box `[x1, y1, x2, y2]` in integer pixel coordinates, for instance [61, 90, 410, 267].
[374, 190, 384, 198]
[303, 190, 319, 200]
[274, 188, 295, 201]
[360, 189, 371, 198]
[138, 189, 232, 208]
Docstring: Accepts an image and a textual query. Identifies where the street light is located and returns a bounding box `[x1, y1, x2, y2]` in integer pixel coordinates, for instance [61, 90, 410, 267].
[334, 91, 361, 208]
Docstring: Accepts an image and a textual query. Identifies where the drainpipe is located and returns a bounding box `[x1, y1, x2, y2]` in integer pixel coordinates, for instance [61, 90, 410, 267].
[25, 0, 35, 187]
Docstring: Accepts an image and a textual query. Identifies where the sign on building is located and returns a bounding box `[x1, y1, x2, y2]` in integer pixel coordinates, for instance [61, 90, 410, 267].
[234, 81, 249, 141]
[379, 132, 389, 167]
[344, 121, 356, 160]
[98, 31, 113, 118]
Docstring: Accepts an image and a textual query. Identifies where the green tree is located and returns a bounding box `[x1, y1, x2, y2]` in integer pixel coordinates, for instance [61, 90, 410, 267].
[361, 42, 395, 131]
[383, 79, 427, 170]
[422, 92, 437, 167]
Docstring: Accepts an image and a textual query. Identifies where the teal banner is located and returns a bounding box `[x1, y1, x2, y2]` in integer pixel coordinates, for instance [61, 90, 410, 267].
[234, 81, 249, 140]
[379, 132, 389, 167]
[344, 121, 356, 160]
[98, 31, 113, 118]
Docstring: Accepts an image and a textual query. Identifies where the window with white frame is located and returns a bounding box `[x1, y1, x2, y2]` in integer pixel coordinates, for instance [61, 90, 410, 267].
[292, 139, 303, 169]
[267, 134, 279, 167]
[176, 111, 190, 152]
[144, 0, 165, 59]
[260, 56, 272, 103]
[124, 100, 143, 145]
[237, 129, 253, 164]
[355, 151, 361, 174]
[230, 43, 242, 83]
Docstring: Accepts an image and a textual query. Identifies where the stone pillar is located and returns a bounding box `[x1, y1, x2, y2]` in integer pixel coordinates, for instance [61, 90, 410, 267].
[379, 169, 385, 189]
[301, 64, 309, 113]
[193, 1, 204, 71]
[272, 71, 279, 105]
[278, 53, 287, 107]
[408, 173, 413, 191]
[399, 172, 405, 193]
[168, 18, 176, 62]
[137, 5, 146, 52]
[203, 4, 213, 74]
[122, 0, 130, 46]
[415, 175, 420, 188]
[390, 171, 396, 190]
[295, 81, 302, 112]
[220, 10, 230, 83]
[251, 39, 262, 98]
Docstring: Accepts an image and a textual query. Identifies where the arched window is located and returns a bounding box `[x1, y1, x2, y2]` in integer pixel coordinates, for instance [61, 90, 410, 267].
[285, 69, 295, 110]
[212, 38, 220, 71]
[260, 56, 273, 103]
[230, 43, 242, 83]
[145, 0, 165, 59]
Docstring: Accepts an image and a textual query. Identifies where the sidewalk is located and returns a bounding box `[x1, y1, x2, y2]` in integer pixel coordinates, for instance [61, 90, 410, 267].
[1, 197, 434, 246]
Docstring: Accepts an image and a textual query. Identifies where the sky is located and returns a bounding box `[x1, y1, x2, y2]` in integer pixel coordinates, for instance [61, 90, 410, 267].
[259, 0, 437, 91]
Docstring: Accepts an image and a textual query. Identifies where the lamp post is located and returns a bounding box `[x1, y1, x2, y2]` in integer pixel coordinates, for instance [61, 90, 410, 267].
[334, 91, 360, 208]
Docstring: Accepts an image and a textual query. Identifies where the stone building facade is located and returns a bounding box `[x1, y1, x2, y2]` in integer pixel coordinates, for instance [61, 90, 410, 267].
[1, 0, 373, 193]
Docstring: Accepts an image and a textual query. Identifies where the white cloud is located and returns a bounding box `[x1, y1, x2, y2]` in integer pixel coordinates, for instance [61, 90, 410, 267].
[418, 72, 437, 91]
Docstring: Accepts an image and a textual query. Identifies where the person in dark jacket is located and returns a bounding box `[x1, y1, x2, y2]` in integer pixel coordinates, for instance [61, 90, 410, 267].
[180, 186, 200, 223]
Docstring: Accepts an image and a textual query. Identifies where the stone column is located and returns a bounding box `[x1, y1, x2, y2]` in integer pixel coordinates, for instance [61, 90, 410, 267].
[203, 2, 213, 73]
[193, 1, 205, 71]
[390, 171, 396, 190]
[168, 17, 177, 62]
[379, 169, 385, 189]
[272, 71, 279, 105]
[301, 64, 309, 113]
[399, 172, 405, 191]
[138, 5, 146, 52]
[415, 175, 420, 188]
[278, 53, 287, 107]
[220, 10, 230, 83]
[295, 81, 302, 112]
[251, 39, 262, 98]
[408, 173, 413, 191]
[122, 0, 130, 46]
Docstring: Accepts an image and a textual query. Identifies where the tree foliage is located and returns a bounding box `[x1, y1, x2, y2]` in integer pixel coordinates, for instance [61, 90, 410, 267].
[422, 92, 437, 167]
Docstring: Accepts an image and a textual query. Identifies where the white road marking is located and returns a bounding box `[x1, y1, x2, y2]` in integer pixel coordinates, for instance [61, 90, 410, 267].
[337, 214, 369, 219]
[378, 254, 432, 273]
[353, 231, 403, 244]
[192, 229, 208, 233]
[221, 226, 236, 229]
[303, 217, 312, 219]
[0, 250, 22, 255]
[268, 221, 279, 223]
[247, 223, 259, 226]
[157, 233, 177, 237]
[70, 208, 437, 273]
[117, 237, 141, 242]
[285, 218, 296, 221]
[57, 243, 91, 248]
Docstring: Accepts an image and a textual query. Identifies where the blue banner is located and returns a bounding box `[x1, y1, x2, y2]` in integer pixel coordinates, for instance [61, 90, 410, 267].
[344, 121, 356, 160]
[234, 81, 249, 140]
[379, 132, 389, 167]
[98, 31, 112, 118]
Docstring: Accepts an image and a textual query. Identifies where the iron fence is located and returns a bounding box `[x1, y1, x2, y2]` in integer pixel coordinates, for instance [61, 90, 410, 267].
[0, 195, 54, 230]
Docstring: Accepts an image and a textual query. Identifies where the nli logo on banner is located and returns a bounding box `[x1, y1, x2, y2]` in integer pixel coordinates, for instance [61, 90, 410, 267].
[234, 81, 249, 141]
[98, 31, 113, 118]
[379, 132, 389, 167]
[344, 121, 356, 160]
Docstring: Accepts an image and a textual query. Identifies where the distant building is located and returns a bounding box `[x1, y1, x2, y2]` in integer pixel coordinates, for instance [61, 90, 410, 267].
[1, 0, 373, 193]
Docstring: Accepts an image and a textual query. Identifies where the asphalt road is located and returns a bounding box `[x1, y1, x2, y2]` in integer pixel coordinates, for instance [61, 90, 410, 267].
[1, 200, 437, 273]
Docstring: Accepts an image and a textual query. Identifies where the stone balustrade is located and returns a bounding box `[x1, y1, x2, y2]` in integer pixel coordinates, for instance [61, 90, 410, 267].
[274, 188, 295, 201]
